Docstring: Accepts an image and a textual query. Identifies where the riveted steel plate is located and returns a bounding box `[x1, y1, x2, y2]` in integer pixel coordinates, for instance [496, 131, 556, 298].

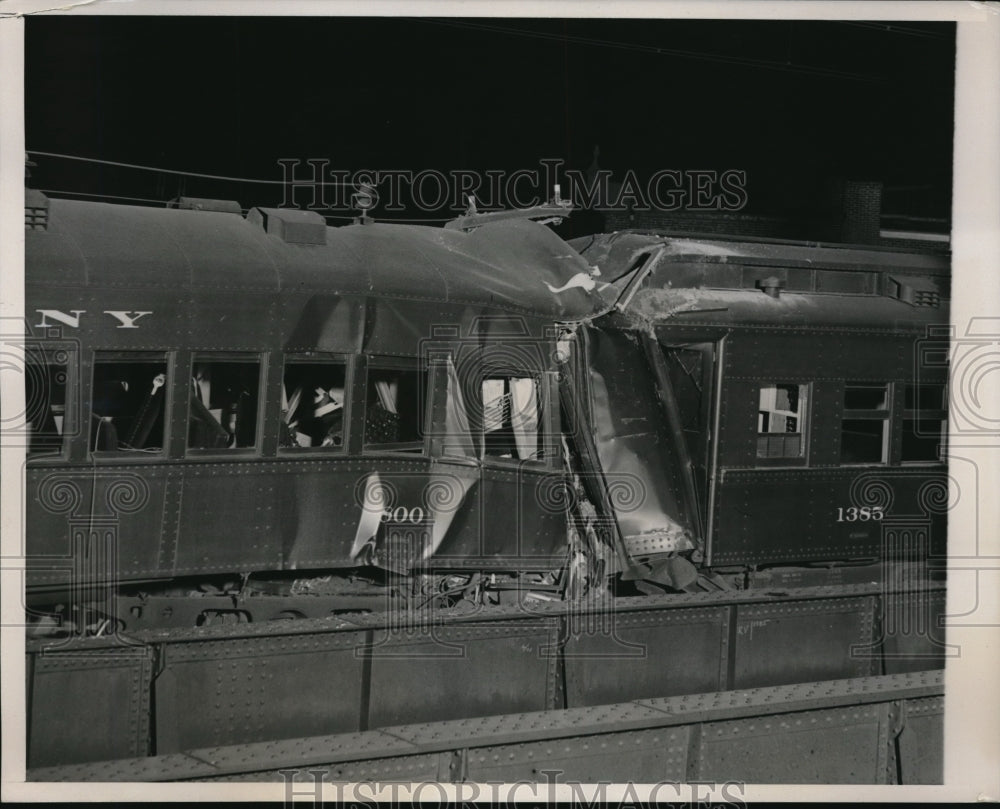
[29, 671, 942, 782]
[30, 728, 420, 782]
[466, 726, 690, 782]
[154, 629, 368, 753]
[381, 701, 672, 749]
[28, 646, 153, 768]
[366, 620, 560, 728]
[694, 704, 886, 783]
[563, 607, 729, 707]
[29, 753, 219, 783]
[206, 752, 446, 783]
[732, 597, 875, 688]
[896, 696, 944, 785]
[881, 591, 948, 673]
[637, 669, 942, 722]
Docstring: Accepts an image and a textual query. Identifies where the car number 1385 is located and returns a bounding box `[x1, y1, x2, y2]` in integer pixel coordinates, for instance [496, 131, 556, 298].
[836, 506, 885, 522]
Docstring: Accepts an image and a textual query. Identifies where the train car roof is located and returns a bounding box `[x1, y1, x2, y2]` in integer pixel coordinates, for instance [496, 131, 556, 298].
[619, 286, 948, 331]
[25, 197, 607, 322]
[575, 231, 949, 330]
[573, 230, 949, 275]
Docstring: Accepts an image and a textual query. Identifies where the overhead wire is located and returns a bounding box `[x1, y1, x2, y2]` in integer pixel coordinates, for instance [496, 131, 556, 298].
[37, 188, 243, 209]
[411, 18, 889, 84]
[834, 21, 953, 41]
[28, 150, 355, 186]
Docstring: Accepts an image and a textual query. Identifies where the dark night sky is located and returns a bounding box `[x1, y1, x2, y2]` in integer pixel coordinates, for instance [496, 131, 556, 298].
[25, 16, 955, 230]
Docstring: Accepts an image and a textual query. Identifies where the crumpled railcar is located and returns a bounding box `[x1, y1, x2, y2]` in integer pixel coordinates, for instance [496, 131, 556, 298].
[20, 195, 949, 782]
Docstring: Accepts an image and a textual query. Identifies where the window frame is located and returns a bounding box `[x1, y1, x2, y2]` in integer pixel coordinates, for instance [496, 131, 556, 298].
[427, 355, 559, 470]
[24, 342, 77, 463]
[88, 349, 172, 460]
[900, 380, 948, 466]
[754, 381, 812, 467]
[477, 370, 556, 469]
[362, 357, 430, 456]
[839, 381, 892, 466]
[185, 351, 266, 457]
[277, 352, 353, 455]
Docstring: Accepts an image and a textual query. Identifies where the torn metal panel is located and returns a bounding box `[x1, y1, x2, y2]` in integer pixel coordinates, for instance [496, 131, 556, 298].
[445, 201, 574, 231]
[583, 326, 699, 561]
[572, 230, 948, 282]
[349, 468, 477, 568]
[624, 286, 948, 330]
[573, 230, 949, 327]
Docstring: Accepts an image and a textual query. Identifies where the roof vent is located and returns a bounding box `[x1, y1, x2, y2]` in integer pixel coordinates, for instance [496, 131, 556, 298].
[886, 275, 941, 308]
[25, 188, 49, 230]
[168, 197, 243, 214]
[756, 275, 785, 298]
[247, 207, 327, 246]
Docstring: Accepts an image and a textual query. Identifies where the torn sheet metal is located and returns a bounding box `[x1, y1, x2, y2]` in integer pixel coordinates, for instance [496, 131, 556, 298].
[350, 471, 388, 559]
[571, 230, 948, 329]
[349, 469, 476, 571]
[584, 326, 698, 559]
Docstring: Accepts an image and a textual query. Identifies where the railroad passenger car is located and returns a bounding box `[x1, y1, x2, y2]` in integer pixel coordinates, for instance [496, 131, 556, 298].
[20, 194, 949, 779]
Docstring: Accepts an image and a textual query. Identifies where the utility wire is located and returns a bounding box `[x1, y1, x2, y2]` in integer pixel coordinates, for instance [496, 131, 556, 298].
[38, 188, 225, 208]
[413, 18, 888, 84]
[28, 150, 356, 186]
[835, 21, 952, 41]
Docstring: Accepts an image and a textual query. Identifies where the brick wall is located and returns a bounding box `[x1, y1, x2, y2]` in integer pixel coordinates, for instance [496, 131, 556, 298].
[840, 180, 883, 244]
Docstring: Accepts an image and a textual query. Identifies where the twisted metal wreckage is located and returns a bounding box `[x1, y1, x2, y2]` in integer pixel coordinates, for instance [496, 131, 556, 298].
[21, 191, 948, 782]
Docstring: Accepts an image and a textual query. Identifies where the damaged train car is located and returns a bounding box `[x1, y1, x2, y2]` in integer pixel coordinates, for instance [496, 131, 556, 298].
[21, 193, 949, 782]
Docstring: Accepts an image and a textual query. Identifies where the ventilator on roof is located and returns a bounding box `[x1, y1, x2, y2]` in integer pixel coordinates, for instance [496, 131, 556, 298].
[248, 207, 327, 245]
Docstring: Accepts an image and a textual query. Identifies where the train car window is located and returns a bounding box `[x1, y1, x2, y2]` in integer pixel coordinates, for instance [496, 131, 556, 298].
[25, 352, 69, 456]
[364, 365, 426, 452]
[840, 382, 890, 464]
[188, 357, 260, 450]
[901, 383, 948, 463]
[280, 359, 347, 450]
[757, 383, 808, 459]
[482, 375, 545, 462]
[90, 353, 168, 453]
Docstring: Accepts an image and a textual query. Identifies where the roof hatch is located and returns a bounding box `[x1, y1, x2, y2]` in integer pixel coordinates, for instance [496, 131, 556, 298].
[248, 207, 328, 246]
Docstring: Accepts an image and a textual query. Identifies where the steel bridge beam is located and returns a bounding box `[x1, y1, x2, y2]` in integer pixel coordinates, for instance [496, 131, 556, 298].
[29, 670, 943, 784]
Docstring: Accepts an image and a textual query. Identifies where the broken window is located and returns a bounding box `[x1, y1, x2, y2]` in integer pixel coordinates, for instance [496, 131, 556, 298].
[901, 382, 947, 463]
[280, 358, 348, 449]
[482, 375, 545, 462]
[25, 351, 69, 456]
[90, 353, 168, 453]
[757, 383, 808, 459]
[188, 356, 260, 450]
[364, 364, 426, 452]
[840, 382, 890, 464]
